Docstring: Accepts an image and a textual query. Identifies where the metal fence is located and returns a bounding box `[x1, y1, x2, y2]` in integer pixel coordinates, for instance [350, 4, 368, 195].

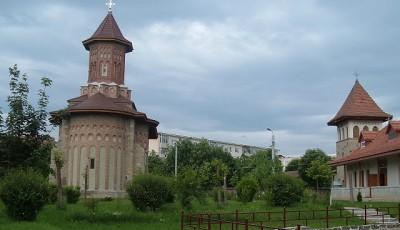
[181, 204, 400, 230]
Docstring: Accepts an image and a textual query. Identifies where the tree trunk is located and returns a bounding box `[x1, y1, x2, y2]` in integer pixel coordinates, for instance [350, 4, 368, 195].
[56, 163, 65, 209]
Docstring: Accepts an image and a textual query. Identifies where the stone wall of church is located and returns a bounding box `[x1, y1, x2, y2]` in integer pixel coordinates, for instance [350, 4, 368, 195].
[58, 113, 147, 197]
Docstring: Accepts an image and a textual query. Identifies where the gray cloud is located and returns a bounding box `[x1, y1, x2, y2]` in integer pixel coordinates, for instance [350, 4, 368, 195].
[1, 0, 400, 155]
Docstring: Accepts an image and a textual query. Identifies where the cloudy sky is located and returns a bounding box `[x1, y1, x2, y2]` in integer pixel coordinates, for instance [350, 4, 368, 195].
[1, 0, 400, 156]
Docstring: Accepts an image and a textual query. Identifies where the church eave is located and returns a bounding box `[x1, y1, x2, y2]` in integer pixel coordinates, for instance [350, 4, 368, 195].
[327, 114, 392, 126]
[82, 38, 133, 52]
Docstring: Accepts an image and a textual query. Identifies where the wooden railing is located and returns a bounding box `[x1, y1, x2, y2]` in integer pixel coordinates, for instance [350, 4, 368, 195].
[181, 204, 400, 230]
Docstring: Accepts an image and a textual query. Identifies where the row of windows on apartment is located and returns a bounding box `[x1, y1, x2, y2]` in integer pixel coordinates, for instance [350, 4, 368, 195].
[338, 125, 379, 141]
[160, 137, 240, 153]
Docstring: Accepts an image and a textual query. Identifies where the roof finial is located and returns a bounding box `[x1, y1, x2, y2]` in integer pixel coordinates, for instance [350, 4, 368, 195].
[106, 0, 115, 13]
[353, 71, 359, 82]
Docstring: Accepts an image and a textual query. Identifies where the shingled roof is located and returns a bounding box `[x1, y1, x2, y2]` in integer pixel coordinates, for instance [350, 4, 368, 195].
[330, 121, 400, 166]
[66, 93, 158, 139]
[82, 12, 133, 52]
[327, 80, 392, 126]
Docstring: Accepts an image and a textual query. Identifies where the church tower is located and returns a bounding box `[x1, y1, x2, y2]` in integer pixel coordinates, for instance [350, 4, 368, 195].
[54, 5, 159, 197]
[328, 80, 391, 186]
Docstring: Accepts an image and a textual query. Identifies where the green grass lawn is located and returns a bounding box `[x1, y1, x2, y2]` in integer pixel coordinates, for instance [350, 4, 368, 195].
[0, 199, 375, 230]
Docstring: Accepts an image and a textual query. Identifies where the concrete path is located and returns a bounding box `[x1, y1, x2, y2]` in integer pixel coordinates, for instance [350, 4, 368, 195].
[344, 207, 399, 224]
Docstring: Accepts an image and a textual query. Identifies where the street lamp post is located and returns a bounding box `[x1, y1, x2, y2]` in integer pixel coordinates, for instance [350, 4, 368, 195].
[174, 142, 178, 178]
[267, 128, 275, 173]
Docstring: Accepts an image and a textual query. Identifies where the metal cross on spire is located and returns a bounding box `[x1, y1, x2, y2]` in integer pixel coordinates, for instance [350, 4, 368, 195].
[353, 71, 359, 81]
[106, 0, 116, 12]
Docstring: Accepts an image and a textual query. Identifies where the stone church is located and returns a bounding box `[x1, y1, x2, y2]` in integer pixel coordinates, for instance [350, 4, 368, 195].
[53, 9, 158, 197]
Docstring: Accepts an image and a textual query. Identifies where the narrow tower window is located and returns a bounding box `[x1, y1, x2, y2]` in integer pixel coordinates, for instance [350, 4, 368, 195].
[101, 63, 108, 77]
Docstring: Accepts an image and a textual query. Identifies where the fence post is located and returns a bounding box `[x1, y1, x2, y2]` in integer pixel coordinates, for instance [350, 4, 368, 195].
[245, 219, 249, 230]
[296, 224, 301, 230]
[235, 209, 239, 230]
[208, 214, 212, 230]
[364, 204, 367, 225]
[181, 211, 184, 230]
[283, 207, 287, 228]
[326, 206, 329, 228]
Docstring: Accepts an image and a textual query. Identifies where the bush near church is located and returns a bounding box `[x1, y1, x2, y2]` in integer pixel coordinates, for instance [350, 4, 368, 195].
[127, 174, 172, 211]
[64, 186, 81, 204]
[236, 177, 258, 203]
[267, 174, 304, 207]
[0, 168, 49, 221]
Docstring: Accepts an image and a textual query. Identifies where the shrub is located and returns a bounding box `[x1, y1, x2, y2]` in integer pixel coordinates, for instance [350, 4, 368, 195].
[212, 187, 225, 203]
[0, 168, 49, 220]
[103, 195, 113, 202]
[357, 191, 362, 202]
[236, 177, 258, 203]
[48, 183, 58, 204]
[126, 174, 172, 211]
[176, 168, 204, 209]
[267, 174, 304, 207]
[64, 186, 80, 204]
[84, 198, 98, 222]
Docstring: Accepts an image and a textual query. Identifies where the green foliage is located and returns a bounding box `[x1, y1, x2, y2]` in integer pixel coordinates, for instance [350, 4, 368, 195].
[164, 139, 236, 187]
[64, 186, 81, 204]
[236, 177, 258, 203]
[298, 149, 332, 188]
[48, 183, 58, 204]
[266, 174, 304, 207]
[147, 151, 168, 176]
[126, 174, 172, 211]
[0, 65, 53, 177]
[0, 168, 49, 220]
[176, 168, 204, 209]
[306, 159, 334, 190]
[212, 187, 225, 203]
[357, 192, 362, 202]
[285, 159, 300, 171]
[302, 188, 330, 205]
[233, 150, 282, 190]
[84, 198, 98, 222]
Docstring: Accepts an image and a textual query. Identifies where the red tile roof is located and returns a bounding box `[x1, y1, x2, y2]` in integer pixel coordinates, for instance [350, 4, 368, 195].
[327, 80, 392, 126]
[67, 93, 158, 139]
[330, 121, 400, 166]
[358, 131, 378, 143]
[82, 12, 133, 52]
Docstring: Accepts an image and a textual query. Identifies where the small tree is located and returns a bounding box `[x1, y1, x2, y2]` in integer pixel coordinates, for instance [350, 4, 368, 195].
[0, 168, 49, 220]
[0, 65, 53, 177]
[52, 147, 65, 209]
[267, 174, 304, 206]
[236, 177, 258, 203]
[176, 168, 204, 209]
[306, 159, 334, 192]
[211, 159, 228, 206]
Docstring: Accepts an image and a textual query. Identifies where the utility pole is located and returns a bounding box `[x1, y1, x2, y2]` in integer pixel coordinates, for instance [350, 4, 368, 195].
[174, 142, 178, 178]
[267, 128, 275, 173]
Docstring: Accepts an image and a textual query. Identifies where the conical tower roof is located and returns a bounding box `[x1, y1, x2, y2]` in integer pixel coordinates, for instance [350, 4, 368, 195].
[327, 80, 392, 126]
[82, 12, 133, 52]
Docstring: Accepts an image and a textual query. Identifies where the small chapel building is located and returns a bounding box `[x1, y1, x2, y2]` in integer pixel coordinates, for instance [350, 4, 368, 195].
[53, 8, 158, 197]
[328, 80, 400, 201]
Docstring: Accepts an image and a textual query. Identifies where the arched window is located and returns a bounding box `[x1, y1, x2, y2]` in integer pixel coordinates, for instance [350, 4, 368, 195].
[373, 126, 379, 132]
[363, 126, 369, 132]
[101, 63, 108, 77]
[353, 126, 360, 138]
